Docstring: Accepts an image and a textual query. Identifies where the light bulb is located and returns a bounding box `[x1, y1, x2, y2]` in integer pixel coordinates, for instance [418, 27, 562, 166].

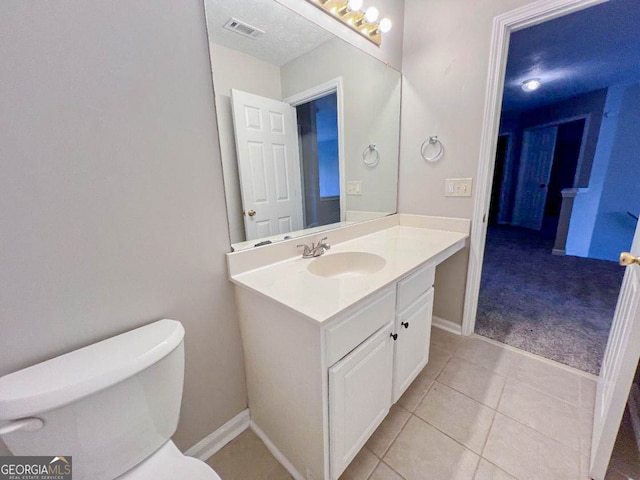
[365, 6, 379, 22]
[348, 0, 363, 11]
[522, 79, 541, 92]
[378, 17, 392, 33]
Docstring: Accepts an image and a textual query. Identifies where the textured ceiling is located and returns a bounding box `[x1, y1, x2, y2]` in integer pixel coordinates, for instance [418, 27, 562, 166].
[503, 0, 640, 112]
[204, 0, 333, 67]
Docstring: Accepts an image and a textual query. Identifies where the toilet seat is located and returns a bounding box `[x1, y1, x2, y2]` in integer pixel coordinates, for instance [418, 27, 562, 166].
[117, 441, 221, 480]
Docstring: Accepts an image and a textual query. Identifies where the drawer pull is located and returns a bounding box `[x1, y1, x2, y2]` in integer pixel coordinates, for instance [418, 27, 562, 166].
[390, 333, 398, 341]
[401, 321, 409, 329]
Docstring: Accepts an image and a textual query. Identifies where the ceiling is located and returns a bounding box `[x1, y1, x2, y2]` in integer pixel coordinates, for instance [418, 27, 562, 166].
[502, 0, 640, 112]
[204, 0, 333, 67]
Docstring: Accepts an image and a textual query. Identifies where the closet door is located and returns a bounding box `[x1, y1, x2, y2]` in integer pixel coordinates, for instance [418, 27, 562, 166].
[512, 125, 558, 230]
[329, 324, 393, 479]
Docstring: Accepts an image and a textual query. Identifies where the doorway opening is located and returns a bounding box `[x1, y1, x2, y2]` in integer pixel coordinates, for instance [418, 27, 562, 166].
[295, 92, 341, 228]
[472, 1, 640, 376]
[465, 1, 640, 476]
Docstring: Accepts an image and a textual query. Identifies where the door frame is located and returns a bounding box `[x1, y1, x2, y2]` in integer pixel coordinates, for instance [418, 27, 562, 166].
[524, 113, 592, 189]
[493, 132, 514, 225]
[283, 77, 346, 222]
[462, 0, 609, 336]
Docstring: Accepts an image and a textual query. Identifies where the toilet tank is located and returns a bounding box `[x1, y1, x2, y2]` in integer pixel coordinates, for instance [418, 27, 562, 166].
[0, 319, 185, 480]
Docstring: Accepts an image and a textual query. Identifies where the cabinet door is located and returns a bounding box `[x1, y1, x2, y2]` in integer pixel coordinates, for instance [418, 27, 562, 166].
[329, 324, 394, 479]
[393, 288, 434, 402]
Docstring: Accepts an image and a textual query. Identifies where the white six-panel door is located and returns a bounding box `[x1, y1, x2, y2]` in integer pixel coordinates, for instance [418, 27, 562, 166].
[512, 125, 558, 230]
[590, 221, 640, 479]
[231, 89, 303, 241]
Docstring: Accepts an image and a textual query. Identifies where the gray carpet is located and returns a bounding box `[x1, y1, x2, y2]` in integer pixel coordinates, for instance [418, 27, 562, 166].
[476, 226, 624, 374]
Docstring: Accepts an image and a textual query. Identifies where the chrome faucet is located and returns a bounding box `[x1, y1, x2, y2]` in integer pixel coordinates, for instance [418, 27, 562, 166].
[297, 237, 331, 258]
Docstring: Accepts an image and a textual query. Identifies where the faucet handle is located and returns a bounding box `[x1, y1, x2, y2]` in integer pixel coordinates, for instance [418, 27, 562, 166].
[319, 237, 330, 249]
[297, 244, 313, 258]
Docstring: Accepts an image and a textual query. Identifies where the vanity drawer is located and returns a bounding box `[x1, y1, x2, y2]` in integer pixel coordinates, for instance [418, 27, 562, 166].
[396, 263, 435, 313]
[326, 287, 396, 366]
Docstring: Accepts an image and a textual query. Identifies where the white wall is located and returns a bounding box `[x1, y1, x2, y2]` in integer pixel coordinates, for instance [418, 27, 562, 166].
[566, 86, 624, 257]
[398, 0, 537, 325]
[274, 0, 405, 70]
[568, 82, 640, 260]
[209, 43, 282, 244]
[0, 0, 247, 454]
[590, 83, 640, 259]
[281, 38, 401, 217]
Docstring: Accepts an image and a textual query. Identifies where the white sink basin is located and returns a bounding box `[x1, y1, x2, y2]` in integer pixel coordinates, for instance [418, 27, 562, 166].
[307, 252, 386, 279]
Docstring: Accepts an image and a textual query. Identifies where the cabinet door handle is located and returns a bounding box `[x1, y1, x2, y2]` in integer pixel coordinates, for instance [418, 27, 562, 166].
[401, 321, 409, 329]
[390, 333, 398, 341]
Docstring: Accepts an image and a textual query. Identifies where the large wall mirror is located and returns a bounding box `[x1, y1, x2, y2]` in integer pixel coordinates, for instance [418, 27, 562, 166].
[204, 0, 401, 250]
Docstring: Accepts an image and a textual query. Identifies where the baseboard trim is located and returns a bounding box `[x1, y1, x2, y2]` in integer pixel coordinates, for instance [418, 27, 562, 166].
[432, 316, 462, 335]
[250, 421, 305, 480]
[552, 248, 566, 256]
[431, 315, 462, 335]
[628, 383, 640, 453]
[185, 409, 250, 461]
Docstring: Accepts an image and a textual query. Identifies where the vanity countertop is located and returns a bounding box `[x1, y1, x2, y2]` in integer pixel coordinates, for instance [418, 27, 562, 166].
[229, 222, 467, 324]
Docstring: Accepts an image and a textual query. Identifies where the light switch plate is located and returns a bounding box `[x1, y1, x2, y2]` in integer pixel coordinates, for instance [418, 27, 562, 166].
[445, 178, 473, 197]
[346, 181, 362, 195]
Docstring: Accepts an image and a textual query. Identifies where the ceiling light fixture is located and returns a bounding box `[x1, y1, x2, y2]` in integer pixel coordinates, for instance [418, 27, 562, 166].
[522, 79, 542, 92]
[309, 0, 392, 46]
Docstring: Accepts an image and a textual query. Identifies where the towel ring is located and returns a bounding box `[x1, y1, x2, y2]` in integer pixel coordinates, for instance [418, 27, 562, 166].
[421, 136, 444, 162]
[363, 144, 380, 167]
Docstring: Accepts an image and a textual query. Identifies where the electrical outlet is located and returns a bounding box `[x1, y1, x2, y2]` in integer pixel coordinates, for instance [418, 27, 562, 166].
[445, 178, 473, 197]
[346, 181, 362, 195]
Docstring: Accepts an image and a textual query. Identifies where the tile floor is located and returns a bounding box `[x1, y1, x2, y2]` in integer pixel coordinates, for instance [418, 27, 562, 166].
[207, 328, 600, 480]
[607, 408, 640, 480]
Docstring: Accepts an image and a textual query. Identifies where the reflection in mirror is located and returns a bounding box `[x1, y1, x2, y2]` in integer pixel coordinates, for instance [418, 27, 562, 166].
[204, 0, 401, 250]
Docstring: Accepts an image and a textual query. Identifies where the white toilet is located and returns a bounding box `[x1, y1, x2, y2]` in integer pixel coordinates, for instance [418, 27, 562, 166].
[0, 319, 222, 480]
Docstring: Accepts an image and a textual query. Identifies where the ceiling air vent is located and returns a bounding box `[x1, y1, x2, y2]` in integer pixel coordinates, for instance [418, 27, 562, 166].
[223, 18, 265, 40]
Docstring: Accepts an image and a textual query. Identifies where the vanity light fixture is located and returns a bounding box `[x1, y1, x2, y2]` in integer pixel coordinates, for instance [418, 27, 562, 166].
[522, 78, 542, 92]
[309, 0, 392, 46]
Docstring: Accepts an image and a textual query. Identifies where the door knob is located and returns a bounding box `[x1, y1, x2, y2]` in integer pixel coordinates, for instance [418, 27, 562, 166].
[247, 210, 256, 217]
[619, 252, 640, 266]
[401, 321, 409, 329]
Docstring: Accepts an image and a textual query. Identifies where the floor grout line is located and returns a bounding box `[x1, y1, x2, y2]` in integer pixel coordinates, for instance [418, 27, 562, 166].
[379, 459, 408, 480]
[363, 457, 380, 480]
[375, 406, 412, 460]
[409, 411, 485, 459]
[432, 335, 591, 468]
[439, 335, 590, 411]
[433, 374, 504, 410]
[471, 333, 599, 380]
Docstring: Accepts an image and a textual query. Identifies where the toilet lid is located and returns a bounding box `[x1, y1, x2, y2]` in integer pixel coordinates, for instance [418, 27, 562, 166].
[117, 441, 221, 480]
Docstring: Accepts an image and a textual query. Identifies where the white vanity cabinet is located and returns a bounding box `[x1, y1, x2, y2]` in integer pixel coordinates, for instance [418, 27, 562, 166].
[228, 216, 469, 480]
[392, 263, 435, 402]
[329, 323, 394, 477]
[327, 264, 435, 478]
[234, 261, 436, 480]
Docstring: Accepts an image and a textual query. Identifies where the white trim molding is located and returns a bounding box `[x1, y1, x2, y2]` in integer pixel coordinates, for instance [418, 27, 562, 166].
[250, 421, 305, 480]
[283, 77, 347, 223]
[184, 409, 250, 461]
[432, 316, 463, 336]
[462, 0, 610, 337]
